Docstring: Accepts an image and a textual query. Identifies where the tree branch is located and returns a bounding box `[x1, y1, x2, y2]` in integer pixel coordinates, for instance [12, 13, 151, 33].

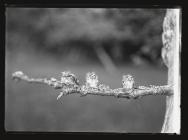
[12, 71, 173, 100]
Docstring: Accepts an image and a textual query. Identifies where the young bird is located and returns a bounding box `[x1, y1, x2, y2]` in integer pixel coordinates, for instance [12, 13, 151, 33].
[57, 71, 79, 100]
[122, 74, 135, 90]
[61, 71, 80, 86]
[86, 72, 99, 88]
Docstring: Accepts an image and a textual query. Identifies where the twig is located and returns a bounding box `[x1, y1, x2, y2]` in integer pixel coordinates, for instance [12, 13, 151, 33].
[12, 71, 173, 100]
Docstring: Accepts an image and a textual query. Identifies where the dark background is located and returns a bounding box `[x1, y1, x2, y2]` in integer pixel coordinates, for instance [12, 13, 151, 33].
[5, 8, 168, 132]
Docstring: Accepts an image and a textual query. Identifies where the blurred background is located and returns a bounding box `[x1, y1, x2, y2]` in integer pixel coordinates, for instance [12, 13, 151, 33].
[5, 8, 168, 133]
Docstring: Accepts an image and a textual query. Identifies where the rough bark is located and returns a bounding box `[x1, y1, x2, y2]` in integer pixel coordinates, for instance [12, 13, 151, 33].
[161, 9, 181, 134]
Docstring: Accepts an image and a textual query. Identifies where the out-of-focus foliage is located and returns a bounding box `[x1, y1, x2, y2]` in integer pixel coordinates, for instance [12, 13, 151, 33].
[6, 8, 168, 132]
[6, 8, 166, 65]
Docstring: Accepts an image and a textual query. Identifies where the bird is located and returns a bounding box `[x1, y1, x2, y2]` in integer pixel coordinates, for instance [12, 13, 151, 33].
[86, 72, 99, 88]
[122, 74, 135, 90]
[56, 71, 79, 100]
[60, 71, 80, 86]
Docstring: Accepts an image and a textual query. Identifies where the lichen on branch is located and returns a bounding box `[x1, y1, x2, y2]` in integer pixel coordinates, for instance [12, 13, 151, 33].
[12, 71, 173, 100]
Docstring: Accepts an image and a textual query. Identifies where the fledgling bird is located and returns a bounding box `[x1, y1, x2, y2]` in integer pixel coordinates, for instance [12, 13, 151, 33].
[122, 74, 135, 90]
[60, 71, 80, 86]
[86, 72, 99, 88]
[57, 71, 79, 100]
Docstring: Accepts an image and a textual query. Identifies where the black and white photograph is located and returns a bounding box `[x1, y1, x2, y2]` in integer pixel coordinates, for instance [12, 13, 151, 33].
[5, 7, 181, 134]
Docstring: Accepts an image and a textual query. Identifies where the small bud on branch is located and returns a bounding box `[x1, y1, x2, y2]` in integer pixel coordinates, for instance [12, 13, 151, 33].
[12, 71, 173, 100]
